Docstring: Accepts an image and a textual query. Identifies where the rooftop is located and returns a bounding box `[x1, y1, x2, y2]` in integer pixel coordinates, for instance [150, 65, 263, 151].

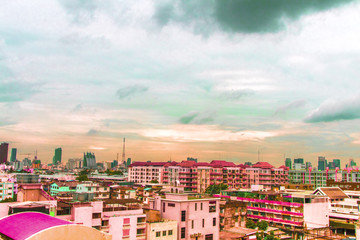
[0, 212, 72, 240]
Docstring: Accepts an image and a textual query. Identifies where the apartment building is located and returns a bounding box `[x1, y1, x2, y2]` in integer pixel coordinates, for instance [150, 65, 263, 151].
[56, 199, 146, 240]
[131, 160, 288, 193]
[151, 193, 220, 240]
[0, 182, 14, 201]
[128, 162, 173, 184]
[216, 189, 329, 238]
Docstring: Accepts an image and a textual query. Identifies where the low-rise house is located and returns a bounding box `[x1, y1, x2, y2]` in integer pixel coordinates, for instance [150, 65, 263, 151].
[151, 193, 220, 240]
[76, 182, 110, 200]
[145, 210, 177, 240]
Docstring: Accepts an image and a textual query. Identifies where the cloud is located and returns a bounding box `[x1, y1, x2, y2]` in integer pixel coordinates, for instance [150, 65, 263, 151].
[0, 117, 16, 127]
[116, 85, 149, 100]
[305, 95, 360, 123]
[86, 129, 98, 136]
[179, 111, 216, 125]
[275, 99, 307, 114]
[219, 89, 254, 101]
[0, 81, 38, 102]
[154, 0, 355, 33]
[58, 0, 98, 24]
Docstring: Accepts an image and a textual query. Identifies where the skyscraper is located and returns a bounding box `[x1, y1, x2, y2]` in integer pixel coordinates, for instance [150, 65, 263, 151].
[83, 152, 96, 169]
[333, 159, 341, 168]
[0, 143, 9, 164]
[285, 158, 292, 169]
[294, 158, 304, 164]
[53, 148, 62, 165]
[10, 148, 17, 162]
[318, 156, 327, 171]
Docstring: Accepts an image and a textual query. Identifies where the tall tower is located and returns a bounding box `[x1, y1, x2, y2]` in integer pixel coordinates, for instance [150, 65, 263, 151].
[10, 148, 17, 162]
[0, 143, 9, 164]
[122, 138, 126, 165]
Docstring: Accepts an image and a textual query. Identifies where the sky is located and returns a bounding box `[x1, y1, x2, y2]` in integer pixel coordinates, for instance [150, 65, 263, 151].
[1, 0, 360, 167]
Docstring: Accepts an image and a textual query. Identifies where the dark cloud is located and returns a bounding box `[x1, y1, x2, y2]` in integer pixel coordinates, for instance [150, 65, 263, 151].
[179, 111, 216, 124]
[219, 89, 254, 100]
[58, 0, 99, 24]
[275, 99, 307, 114]
[86, 129, 99, 136]
[116, 85, 149, 100]
[305, 96, 360, 123]
[154, 0, 355, 33]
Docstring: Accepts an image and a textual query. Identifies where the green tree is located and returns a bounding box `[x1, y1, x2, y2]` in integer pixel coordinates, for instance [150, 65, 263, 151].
[76, 175, 89, 182]
[150, 179, 159, 183]
[205, 183, 228, 195]
[246, 219, 257, 229]
[257, 220, 269, 231]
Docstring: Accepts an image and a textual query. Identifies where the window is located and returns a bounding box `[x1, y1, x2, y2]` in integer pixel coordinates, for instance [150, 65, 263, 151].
[192, 220, 194, 229]
[201, 203, 203, 210]
[181, 227, 186, 239]
[181, 210, 186, 221]
[163, 202, 166, 212]
[163, 231, 167, 236]
[195, 203, 197, 211]
[123, 229, 130, 237]
[168, 203, 175, 207]
[168, 230, 173, 236]
[213, 217, 216, 226]
[202, 219, 205, 227]
[156, 231, 161, 237]
[124, 218, 130, 225]
[92, 213, 101, 219]
[205, 234, 213, 240]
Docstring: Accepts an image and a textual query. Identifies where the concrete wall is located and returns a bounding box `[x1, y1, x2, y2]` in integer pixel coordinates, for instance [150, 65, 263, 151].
[73, 206, 93, 227]
[28, 224, 112, 240]
[147, 220, 178, 240]
[304, 199, 330, 229]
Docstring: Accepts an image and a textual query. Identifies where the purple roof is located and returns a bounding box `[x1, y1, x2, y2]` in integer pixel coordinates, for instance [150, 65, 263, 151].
[0, 212, 73, 240]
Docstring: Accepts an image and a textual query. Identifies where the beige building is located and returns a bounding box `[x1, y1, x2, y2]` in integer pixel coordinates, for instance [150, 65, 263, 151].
[147, 219, 178, 240]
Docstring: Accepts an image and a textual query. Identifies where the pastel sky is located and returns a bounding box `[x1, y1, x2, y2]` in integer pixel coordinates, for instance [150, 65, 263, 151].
[1, 0, 360, 167]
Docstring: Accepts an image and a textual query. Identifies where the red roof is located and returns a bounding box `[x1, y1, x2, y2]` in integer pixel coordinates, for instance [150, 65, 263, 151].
[210, 160, 237, 168]
[252, 162, 274, 169]
[177, 161, 197, 167]
[0, 212, 72, 240]
[129, 161, 176, 167]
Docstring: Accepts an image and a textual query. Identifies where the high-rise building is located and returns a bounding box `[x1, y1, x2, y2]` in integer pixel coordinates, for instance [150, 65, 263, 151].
[52, 148, 62, 165]
[294, 158, 304, 164]
[126, 157, 131, 167]
[333, 159, 341, 169]
[285, 158, 292, 169]
[10, 148, 17, 162]
[318, 156, 327, 171]
[0, 143, 9, 164]
[83, 152, 96, 169]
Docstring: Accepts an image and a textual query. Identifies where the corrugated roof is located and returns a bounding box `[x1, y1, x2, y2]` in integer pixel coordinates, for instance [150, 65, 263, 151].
[314, 187, 349, 200]
[0, 212, 72, 240]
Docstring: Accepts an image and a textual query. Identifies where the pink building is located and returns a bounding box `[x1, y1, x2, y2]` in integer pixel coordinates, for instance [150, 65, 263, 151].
[57, 199, 146, 240]
[128, 162, 176, 184]
[151, 193, 220, 240]
[130, 160, 289, 192]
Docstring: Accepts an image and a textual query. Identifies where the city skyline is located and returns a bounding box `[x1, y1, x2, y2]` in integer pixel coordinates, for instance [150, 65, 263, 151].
[1, 1, 360, 165]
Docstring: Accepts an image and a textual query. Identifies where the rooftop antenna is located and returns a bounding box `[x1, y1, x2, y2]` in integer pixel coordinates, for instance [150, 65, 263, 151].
[122, 138, 126, 164]
[35, 150, 37, 160]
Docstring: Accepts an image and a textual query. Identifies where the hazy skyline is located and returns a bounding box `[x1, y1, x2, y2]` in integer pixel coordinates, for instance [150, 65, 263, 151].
[1, 0, 360, 166]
